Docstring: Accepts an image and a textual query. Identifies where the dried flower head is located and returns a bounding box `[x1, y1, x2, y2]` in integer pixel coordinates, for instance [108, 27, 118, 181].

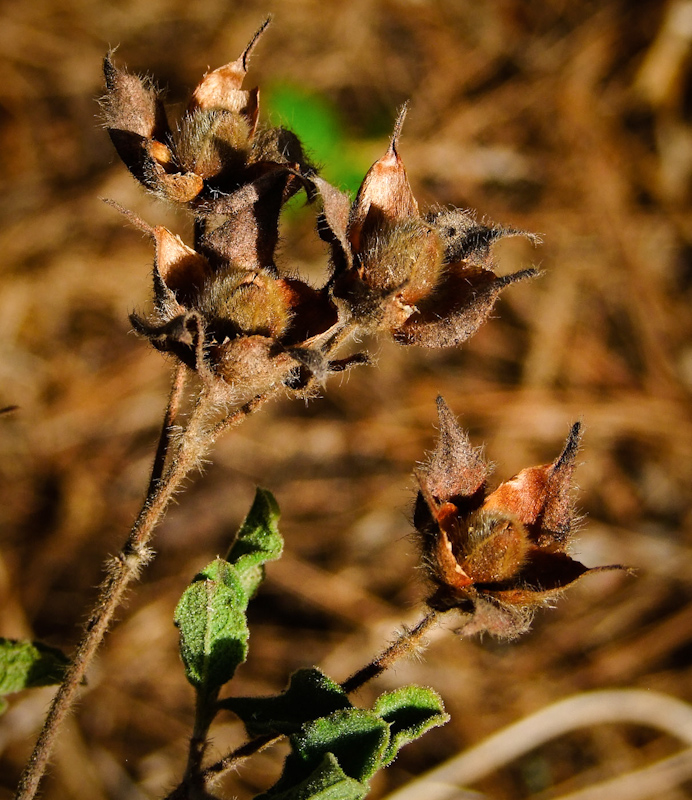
[102, 19, 313, 213]
[123, 191, 345, 402]
[414, 398, 624, 638]
[315, 106, 539, 346]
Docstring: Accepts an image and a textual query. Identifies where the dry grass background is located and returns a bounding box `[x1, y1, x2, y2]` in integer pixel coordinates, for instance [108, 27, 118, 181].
[1, 0, 691, 798]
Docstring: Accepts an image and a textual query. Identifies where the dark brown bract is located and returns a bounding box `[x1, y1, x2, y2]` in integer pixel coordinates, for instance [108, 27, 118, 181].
[414, 398, 624, 637]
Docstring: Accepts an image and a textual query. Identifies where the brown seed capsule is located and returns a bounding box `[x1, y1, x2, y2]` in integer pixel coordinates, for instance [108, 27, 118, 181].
[347, 104, 418, 254]
[315, 107, 537, 345]
[174, 110, 252, 182]
[126, 193, 340, 403]
[197, 269, 292, 340]
[414, 398, 626, 638]
[358, 219, 444, 304]
[188, 17, 266, 129]
[102, 19, 314, 212]
[459, 509, 531, 585]
[153, 226, 213, 303]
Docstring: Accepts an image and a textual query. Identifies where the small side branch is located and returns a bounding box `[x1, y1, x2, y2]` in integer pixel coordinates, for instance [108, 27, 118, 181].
[194, 609, 443, 792]
[340, 610, 440, 694]
[164, 733, 280, 800]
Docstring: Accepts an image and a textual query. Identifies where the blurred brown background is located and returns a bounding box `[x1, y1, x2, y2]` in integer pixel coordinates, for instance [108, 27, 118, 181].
[1, 1, 691, 798]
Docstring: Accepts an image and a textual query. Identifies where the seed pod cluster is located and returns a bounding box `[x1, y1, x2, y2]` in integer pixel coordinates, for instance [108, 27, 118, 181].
[414, 398, 624, 638]
[127, 219, 341, 403]
[104, 20, 540, 399]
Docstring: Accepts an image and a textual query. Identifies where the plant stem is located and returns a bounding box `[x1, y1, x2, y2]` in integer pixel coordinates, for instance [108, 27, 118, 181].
[147, 364, 187, 496]
[340, 610, 440, 694]
[15, 388, 274, 800]
[180, 687, 220, 796]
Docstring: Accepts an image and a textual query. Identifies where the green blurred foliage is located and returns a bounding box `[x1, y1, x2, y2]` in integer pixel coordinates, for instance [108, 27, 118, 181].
[265, 83, 371, 215]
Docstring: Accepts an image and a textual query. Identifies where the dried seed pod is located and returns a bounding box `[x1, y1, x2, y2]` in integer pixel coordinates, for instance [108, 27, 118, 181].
[427, 207, 541, 268]
[392, 266, 537, 348]
[359, 219, 440, 296]
[188, 18, 264, 127]
[314, 107, 537, 345]
[102, 19, 314, 213]
[424, 396, 488, 505]
[414, 398, 626, 638]
[101, 55, 171, 186]
[174, 110, 252, 182]
[151, 225, 213, 311]
[125, 179, 341, 403]
[196, 269, 293, 340]
[198, 170, 290, 274]
[347, 104, 419, 254]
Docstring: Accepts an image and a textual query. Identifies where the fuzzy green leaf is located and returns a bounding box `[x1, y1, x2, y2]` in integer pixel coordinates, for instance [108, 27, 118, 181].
[257, 753, 368, 800]
[175, 490, 283, 692]
[266, 708, 389, 797]
[227, 487, 283, 600]
[372, 685, 449, 766]
[0, 638, 69, 696]
[221, 667, 352, 736]
[174, 559, 249, 691]
[295, 709, 390, 782]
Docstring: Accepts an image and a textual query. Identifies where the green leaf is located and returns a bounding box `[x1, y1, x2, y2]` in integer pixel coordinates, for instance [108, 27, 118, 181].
[257, 753, 367, 800]
[221, 667, 352, 737]
[0, 638, 69, 696]
[227, 487, 283, 600]
[372, 685, 449, 766]
[265, 83, 369, 201]
[174, 559, 249, 691]
[253, 679, 447, 798]
[175, 490, 283, 693]
[269, 708, 389, 795]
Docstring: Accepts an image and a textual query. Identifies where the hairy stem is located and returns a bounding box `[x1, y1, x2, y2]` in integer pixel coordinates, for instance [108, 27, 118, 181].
[147, 364, 187, 496]
[15, 389, 274, 800]
[180, 687, 221, 796]
[340, 610, 440, 694]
